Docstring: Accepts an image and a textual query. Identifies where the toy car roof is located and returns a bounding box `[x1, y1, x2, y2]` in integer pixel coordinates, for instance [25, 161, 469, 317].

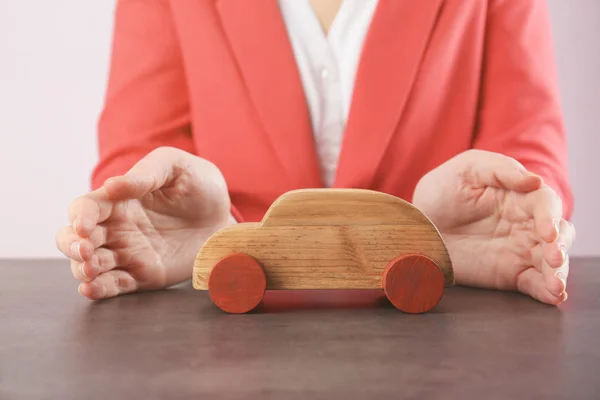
[261, 188, 437, 228]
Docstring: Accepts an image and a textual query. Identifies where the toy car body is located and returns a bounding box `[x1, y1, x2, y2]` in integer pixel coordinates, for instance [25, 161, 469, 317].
[193, 188, 454, 314]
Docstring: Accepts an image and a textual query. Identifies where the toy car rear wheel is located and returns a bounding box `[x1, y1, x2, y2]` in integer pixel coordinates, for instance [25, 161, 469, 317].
[382, 254, 445, 314]
[208, 253, 267, 314]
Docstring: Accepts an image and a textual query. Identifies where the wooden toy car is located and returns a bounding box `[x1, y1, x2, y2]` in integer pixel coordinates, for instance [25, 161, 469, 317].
[193, 188, 454, 314]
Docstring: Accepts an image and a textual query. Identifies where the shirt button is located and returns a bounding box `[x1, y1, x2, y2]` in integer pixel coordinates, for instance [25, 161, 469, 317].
[320, 68, 330, 79]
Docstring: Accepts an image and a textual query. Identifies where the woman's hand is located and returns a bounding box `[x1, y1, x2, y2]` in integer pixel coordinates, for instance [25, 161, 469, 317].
[55, 147, 235, 300]
[412, 149, 575, 305]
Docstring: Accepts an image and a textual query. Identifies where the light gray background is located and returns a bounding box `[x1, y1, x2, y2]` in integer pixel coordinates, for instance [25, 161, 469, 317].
[0, 1, 597, 258]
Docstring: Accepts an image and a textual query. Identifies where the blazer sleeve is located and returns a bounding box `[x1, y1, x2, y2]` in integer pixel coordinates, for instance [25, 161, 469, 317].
[91, 0, 244, 222]
[472, 0, 574, 219]
[92, 0, 193, 188]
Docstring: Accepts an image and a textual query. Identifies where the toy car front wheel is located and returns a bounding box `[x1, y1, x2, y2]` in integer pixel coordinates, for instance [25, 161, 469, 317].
[208, 253, 267, 314]
[382, 254, 445, 314]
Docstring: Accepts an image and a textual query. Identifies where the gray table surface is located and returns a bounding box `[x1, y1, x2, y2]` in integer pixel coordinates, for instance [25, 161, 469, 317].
[1, 257, 599, 399]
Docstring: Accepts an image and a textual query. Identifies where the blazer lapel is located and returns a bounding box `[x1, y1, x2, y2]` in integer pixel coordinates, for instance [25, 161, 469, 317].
[215, 0, 323, 188]
[334, 0, 445, 189]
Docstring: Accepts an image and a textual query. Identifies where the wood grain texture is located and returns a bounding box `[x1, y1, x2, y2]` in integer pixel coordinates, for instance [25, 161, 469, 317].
[208, 253, 267, 314]
[193, 188, 454, 290]
[382, 254, 445, 313]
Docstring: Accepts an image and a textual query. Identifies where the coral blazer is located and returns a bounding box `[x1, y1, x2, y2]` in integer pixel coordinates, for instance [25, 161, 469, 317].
[92, 0, 573, 222]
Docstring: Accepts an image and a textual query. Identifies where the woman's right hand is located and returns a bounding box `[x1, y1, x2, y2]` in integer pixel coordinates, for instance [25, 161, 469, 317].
[55, 147, 236, 300]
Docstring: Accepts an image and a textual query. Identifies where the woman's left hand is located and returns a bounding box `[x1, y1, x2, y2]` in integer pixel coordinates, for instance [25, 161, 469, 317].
[412, 149, 575, 305]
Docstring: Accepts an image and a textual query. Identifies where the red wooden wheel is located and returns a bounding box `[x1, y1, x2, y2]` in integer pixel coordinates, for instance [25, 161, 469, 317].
[208, 253, 267, 314]
[382, 254, 445, 314]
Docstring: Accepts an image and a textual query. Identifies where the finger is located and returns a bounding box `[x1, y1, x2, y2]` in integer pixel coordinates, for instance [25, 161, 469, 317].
[530, 244, 568, 297]
[76, 225, 110, 261]
[542, 219, 574, 269]
[516, 268, 566, 306]
[463, 150, 543, 192]
[95, 248, 119, 275]
[524, 186, 563, 243]
[57, 224, 109, 261]
[78, 269, 138, 300]
[68, 191, 113, 238]
[548, 221, 573, 293]
[555, 252, 570, 289]
[71, 256, 99, 283]
[56, 225, 84, 261]
[541, 258, 566, 297]
[70, 247, 119, 283]
[88, 225, 108, 249]
[103, 147, 183, 201]
[529, 243, 564, 296]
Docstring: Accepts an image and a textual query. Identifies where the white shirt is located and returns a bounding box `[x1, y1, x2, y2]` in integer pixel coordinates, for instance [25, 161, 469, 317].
[278, 0, 379, 187]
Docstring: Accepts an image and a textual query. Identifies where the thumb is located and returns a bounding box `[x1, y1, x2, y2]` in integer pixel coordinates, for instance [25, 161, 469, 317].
[103, 147, 184, 200]
[460, 150, 543, 192]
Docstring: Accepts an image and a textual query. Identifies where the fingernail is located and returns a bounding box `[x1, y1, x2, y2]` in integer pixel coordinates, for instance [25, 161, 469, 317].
[553, 220, 560, 237]
[559, 245, 566, 264]
[556, 271, 567, 286]
[80, 262, 88, 279]
[71, 241, 82, 259]
[77, 283, 84, 296]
